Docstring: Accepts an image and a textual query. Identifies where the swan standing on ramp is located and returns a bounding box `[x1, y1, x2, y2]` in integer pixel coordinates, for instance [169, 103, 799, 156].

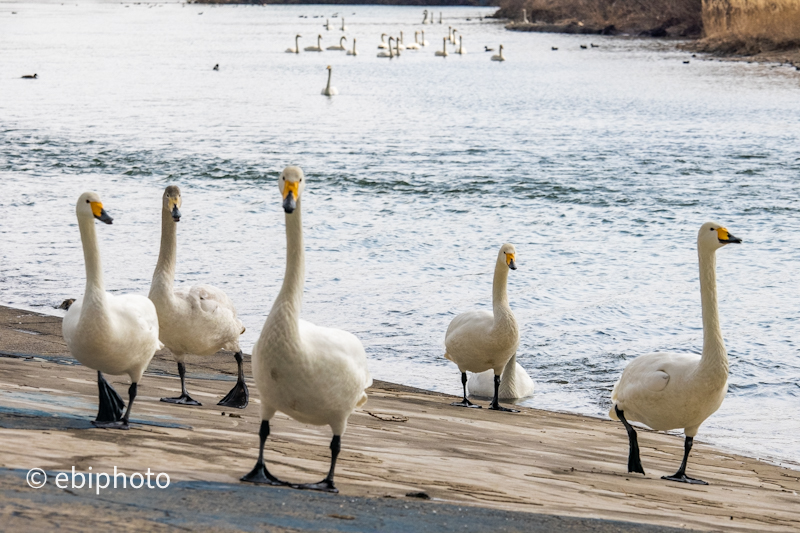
[62, 192, 161, 429]
[242, 166, 372, 493]
[286, 34, 301, 54]
[150, 186, 249, 408]
[467, 352, 534, 399]
[610, 222, 742, 485]
[444, 244, 520, 412]
[304, 35, 323, 52]
[321, 65, 338, 96]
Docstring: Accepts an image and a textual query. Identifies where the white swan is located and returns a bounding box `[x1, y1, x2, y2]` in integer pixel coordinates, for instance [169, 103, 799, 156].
[326, 36, 347, 51]
[340, 17, 346, 31]
[321, 65, 338, 96]
[377, 33, 388, 49]
[405, 31, 421, 50]
[420, 30, 429, 46]
[346, 38, 358, 56]
[467, 353, 534, 399]
[422, 9, 429, 24]
[241, 166, 372, 493]
[609, 222, 742, 485]
[377, 37, 394, 58]
[444, 244, 519, 412]
[435, 37, 448, 57]
[149, 186, 248, 408]
[285, 34, 301, 54]
[451, 28, 458, 45]
[439, 11, 442, 24]
[491, 44, 505, 61]
[396, 31, 406, 51]
[62, 192, 161, 429]
[456, 35, 466, 55]
[304, 34, 323, 52]
[324, 18, 331, 30]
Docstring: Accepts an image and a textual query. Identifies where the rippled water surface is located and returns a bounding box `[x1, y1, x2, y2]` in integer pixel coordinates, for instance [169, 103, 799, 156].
[2, 1, 800, 466]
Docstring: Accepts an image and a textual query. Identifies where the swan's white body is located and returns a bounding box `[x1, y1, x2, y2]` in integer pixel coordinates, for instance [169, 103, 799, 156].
[346, 38, 358, 55]
[491, 45, 505, 61]
[610, 223, 738, 439]
[377, 33, 388, 49]
[405, 31, 421, 50]
[321, 65, 338, 96]
[468, 353, 534, 400]
[377, 37, 394, 58]
[305, 35, 323, 52]
[149, 187, 243, 364]
[286, 34, 301, 54]
[327, 36, 347, 51]
[63, 193, 161, 384]
[444, 244, 519, 376]
[435, 37, 448, 57]
[422, 9, 429, 24]
[252, 166, 372, 437]
[456, 35, 466, 54]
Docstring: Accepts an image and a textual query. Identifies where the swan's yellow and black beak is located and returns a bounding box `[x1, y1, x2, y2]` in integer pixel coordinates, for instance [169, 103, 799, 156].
[283, 181, 299, 214]
[717, 227, 741, 244]
[170, 199, 181, 222]
[506, 253, 517, 270]
[91, 201, 113, 225]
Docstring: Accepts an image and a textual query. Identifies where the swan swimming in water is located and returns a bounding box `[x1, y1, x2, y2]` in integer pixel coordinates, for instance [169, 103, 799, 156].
[241, 166, 372, 493]
[456, 35, 466, 55]
[377, 37, 394, 58]
[377, 33, 388, 49]
[609, 222, 742, 485]
[444, 244, 520, 412]
[304, 34, 323, 52]
[422, 9, 429, 24]
[420, 30, 429, 46]
[324, 18, 331, 30]
[62, 192, 162, 429]
[491, 45, 505, 61]
[327, 36, 347, 51]
[321, 65, 338, 96]
[286, 34, 302, 53]
[467, 353, 534, 400]
[149, 186, 249, 409]
[346, 38, 358, 56]
[435, 37, 448, 57]
[405, 31, 421, 50]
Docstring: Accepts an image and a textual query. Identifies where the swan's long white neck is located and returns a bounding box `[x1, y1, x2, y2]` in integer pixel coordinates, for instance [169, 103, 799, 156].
[295, 35, 300, 48]
[271, 198, 305, 339]
[326, 69, 332, 91]
[492, 255, 513, 325]
[151, 206, 177, 297]
[698, 246, 728, 375]
[78, 215, 106, 306]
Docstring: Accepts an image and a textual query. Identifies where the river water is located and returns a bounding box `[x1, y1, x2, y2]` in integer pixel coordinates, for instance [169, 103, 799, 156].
[2, 1, 799, 467]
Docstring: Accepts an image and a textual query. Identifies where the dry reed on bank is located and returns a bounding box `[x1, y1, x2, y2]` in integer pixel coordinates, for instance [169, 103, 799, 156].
[702, 0, 800, 52]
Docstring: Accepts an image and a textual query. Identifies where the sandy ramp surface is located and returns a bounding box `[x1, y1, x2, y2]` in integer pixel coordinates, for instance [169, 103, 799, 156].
[0, 305, 798, 532]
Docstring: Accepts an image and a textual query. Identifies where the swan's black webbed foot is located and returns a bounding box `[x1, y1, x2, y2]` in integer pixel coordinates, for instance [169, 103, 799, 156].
[91, 420, 130, 430]
[488, 403, 519, 413]
[161, 394, 202, 406]
[217, 352, 249, 408]
[662, 473, 708, 485]
[450, 399, 482, 408]
[241, 462, 286, 486]
[292, 479, 338, 493]
[95, 371, 125, 423]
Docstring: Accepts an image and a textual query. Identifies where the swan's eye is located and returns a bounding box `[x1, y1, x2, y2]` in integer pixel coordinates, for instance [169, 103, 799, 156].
[710, 228, 715, 231]
[86, 199, 90, 203]
[299, 178, 303, 182]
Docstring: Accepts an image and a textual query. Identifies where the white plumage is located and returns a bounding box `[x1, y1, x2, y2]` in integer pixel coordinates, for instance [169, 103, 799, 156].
[242, 166, 372, 493]
[62, 191, 161, 429]
[149, 186, 248, 408]
[304, 35, 323, 52]
[467, 353, 534, 400]
[609, 221, 742, 485]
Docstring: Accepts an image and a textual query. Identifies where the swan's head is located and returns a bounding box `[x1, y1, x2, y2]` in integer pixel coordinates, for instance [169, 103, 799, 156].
[163, 185, 182, 222]
[698, 222, 741, 250]
[280, 166, 305, 214]
[77, 191, 113, 225]
[296, 34, 302, 38]
[499, 243, 517, 270]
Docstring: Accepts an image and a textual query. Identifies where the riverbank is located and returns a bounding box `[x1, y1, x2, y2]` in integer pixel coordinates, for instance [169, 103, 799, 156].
[1, 304, 799, 532]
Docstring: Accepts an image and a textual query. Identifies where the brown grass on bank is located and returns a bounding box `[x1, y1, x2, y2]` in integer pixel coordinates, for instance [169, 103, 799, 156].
[700, 0, 800, 54]
[495, 0, 702, 34]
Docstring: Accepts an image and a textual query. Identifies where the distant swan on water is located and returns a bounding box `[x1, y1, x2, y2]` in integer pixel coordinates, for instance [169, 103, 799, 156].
[377, 33, 388, 49]
[609, 222, 742, 485]
[324, 18, 331, 30]
[491, 45, 505, 61]
[286, 34, 302, 53]
[346, 38, 358, 56]
[405, 31, 421, 50]
[340, 17, 346, 31]
[456, 35, 466, 54]
[321, 65, 338, 96]
[377, 37, 394, 58]
[305, 34, 323, 52]
[327, 36, 347, 51]
[420, 30, 429, 46]
[435, 37, 448, 57]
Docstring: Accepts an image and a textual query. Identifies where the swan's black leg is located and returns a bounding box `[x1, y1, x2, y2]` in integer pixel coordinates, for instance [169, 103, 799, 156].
[241, 420, 286, 486]
[94, 381, 135, 430]
[488, 374, 519, 413]
[160, 362, 202, 406]
[616, 406, 645, 475]
[292, 435, 340, 493]
[218, 351, 249, 409]
[662, 436, 708, 485]
[93, 371, 124, 424]
[450, 372, 481, 408]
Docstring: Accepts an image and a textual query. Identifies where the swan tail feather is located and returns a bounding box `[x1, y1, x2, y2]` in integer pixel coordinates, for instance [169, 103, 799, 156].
[356, 391, 368, 408]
